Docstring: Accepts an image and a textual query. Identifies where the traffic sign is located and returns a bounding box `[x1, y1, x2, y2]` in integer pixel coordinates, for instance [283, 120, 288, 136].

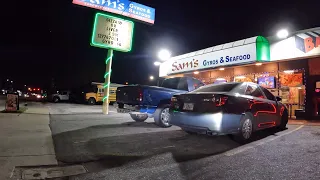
[91, 13, 134, 52]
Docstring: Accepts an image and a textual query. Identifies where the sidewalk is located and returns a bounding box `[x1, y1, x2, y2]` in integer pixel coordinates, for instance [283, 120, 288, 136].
[288, 119, 320, 126]
[0, 106, 57, 180]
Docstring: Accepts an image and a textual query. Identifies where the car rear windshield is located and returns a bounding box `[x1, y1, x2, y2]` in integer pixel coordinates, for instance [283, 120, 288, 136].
[192, 83, 240, 93]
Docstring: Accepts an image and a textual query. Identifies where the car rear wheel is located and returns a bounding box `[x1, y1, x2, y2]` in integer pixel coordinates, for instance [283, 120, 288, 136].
[279, 110, 288, 130]
[233, 113, 254, 143]
[88, 98, 96, 105]
[130, 113, 148, 122]
[53, 96, 60, 103]
[154, 105, 172, 128]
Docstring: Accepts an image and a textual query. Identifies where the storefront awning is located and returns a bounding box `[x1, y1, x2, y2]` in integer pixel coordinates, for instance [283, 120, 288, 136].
[159, 36, 270, 77]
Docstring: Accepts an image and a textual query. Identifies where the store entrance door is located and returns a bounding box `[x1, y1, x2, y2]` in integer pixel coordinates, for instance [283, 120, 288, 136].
[309, 76, 320, 117]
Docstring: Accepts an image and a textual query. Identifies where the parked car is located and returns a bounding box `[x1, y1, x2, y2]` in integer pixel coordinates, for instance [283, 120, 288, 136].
[116, 77, 205, 127]
[169, 82, 288, 142]
[51, 91, 70, 103]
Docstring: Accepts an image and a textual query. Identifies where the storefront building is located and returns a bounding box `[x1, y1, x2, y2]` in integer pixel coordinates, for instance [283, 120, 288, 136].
[159, 27, 320, 120]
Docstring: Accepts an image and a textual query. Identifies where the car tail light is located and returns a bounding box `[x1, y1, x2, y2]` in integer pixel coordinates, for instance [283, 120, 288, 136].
[171, 96, 178, 106]
[215, 96, 228, 107]
[138, 88, 143, 101]
[171, 97, 178, 102]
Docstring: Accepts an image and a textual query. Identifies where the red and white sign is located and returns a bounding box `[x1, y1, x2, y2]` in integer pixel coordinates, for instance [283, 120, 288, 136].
[270, 28, 320, 61]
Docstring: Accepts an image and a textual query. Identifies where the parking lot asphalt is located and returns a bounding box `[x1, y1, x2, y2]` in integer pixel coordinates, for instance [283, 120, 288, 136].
[47, 102, 320, 180]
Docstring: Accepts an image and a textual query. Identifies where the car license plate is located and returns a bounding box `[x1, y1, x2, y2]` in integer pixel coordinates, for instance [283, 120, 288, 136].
[183, 103, 194, 110]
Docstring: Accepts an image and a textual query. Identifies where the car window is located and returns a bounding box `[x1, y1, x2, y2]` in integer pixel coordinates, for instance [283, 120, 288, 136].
[177, 78, 189, 91]
[192, 83, 239, 93]
[97, 88, 103, 93]
[246, 84, 265, 98]
[261, 87, 276, 101]
[191, 78, 205, 90]
[161, 78, 180, 89]
[234, 83, 247, 95]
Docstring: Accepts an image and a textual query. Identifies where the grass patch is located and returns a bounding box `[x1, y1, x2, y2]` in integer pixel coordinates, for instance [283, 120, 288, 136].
[1, 106, 28, 113]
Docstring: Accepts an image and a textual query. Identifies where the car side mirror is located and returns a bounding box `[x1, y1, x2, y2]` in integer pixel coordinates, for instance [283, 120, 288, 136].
[276, 96, 282, 102]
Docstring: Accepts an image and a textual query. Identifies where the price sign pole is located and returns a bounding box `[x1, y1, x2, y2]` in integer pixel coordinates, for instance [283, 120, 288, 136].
[90, 13, 134, 115]
[102, 49, 113, 114]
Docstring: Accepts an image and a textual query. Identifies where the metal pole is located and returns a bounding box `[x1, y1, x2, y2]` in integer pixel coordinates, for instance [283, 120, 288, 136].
[102, 49, 113, 114]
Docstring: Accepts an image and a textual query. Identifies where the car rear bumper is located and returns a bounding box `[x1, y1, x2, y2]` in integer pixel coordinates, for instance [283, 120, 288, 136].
[169, 111, 241, 135]
[117, 104, 157, 115]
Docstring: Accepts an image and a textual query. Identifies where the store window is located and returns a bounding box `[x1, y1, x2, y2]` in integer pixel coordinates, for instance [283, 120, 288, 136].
[234, 75, 254, 83]
[279, 69, 305, 117]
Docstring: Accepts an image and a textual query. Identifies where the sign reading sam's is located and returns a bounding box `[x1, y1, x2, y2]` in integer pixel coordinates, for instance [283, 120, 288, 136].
[160, 36, 270, 76]
[72, 0, 155, 25]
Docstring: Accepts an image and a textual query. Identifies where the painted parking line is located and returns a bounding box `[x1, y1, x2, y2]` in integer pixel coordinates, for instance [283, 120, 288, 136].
[224, 125, 304, 156]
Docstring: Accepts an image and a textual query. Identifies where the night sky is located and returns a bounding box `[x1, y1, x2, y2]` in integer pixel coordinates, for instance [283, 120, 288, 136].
[1, 0, 319, 90]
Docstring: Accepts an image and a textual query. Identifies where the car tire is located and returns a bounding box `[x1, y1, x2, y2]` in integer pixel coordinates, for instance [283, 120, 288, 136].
[88, 98, 96, 105]
[233, 113, 254, 144]
[53, 96, 60, 103]
[279, 110, 288, 130]
[130, 113, 148, 122]
[154, 105, 172, 128]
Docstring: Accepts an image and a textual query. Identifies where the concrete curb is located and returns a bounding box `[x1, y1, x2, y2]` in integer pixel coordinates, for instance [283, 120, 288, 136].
[288, 120, 320, 126]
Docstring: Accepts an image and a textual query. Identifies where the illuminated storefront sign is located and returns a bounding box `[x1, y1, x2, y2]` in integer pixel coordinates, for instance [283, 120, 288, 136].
[72, 0, 155, 25]
[270, 28, 320, 60]
[91, 13, 134, 52]
[159, 36, 270, 77]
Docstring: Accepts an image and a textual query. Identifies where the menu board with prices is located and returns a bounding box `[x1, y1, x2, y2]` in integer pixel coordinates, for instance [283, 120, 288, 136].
[91, 13, 134, 52]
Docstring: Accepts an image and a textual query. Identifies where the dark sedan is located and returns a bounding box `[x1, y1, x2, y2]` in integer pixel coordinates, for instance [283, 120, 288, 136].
[169, 82, 288, 142]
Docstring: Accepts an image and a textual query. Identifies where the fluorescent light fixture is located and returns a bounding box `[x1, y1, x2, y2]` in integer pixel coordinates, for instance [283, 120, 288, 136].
[216, 78, 226, 81]
[158, 49, 171, 61]
[284, 70, 294, 74]
[277, 29, 289, 39]
[194, 71, 199, 74]
[255, 63, 262, 66]
[235, 76, 246, 79]
[219, 68, 225, 71]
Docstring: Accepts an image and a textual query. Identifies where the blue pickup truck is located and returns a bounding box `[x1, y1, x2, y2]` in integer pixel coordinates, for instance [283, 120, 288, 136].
[116, 77, 205, 127]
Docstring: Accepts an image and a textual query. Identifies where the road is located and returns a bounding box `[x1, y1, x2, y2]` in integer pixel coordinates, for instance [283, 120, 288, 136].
[47, 102, 320, 180]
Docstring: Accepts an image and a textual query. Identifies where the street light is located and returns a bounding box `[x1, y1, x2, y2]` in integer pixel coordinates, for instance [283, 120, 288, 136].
[157, 49, 171, 61]
[277, 29, 289, 39]
[154, 61, 161, 66]
[149, 76, 154, 80]
[11, 81, 13, 83]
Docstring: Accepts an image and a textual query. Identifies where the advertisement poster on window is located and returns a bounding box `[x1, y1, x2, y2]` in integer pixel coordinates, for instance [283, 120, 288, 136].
[5, 94, 18, 111]
[279, 87, 290, 104]
[280, 73, 303, 87]
[234, 76, 254, 83]
[258, 76, 276, 88]
[289, 87, 299, 104]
